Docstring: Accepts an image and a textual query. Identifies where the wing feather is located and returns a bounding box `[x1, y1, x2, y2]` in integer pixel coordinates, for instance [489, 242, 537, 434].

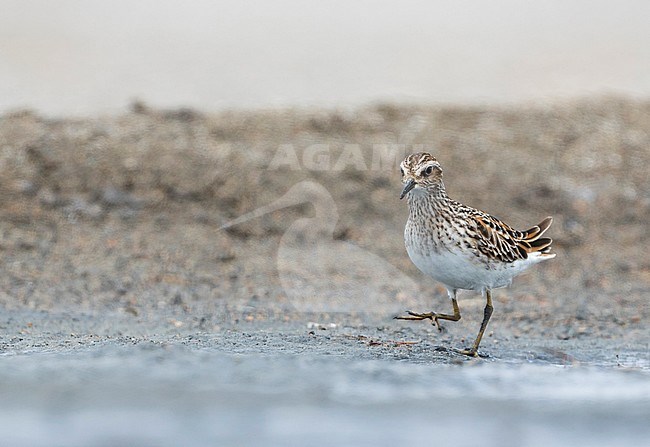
[473, 215, 554, 263]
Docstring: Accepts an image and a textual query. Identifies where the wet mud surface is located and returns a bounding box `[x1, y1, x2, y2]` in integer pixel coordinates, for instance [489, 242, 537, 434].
[1, 310, 648, 447]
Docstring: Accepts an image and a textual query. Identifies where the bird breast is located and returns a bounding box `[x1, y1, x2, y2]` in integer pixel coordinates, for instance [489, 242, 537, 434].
[404, 217, 528, 291]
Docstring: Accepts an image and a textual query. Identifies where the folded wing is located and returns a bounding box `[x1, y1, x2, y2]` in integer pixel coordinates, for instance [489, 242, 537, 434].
[473, 215, 554, 263]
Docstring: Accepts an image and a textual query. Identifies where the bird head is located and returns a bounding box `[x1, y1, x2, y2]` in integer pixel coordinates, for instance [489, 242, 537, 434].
[399, 152, 443, 199]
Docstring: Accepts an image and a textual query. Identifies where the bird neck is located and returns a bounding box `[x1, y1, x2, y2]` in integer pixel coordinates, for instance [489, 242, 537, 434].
[407, 181, 452, 216]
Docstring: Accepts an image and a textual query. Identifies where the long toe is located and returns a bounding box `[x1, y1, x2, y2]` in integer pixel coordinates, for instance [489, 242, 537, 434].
[394, 311, 435, 321]
[456, 348, 479, 357]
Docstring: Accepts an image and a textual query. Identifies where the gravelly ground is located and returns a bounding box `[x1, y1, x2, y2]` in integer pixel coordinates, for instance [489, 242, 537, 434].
[0, 97, 649, 446]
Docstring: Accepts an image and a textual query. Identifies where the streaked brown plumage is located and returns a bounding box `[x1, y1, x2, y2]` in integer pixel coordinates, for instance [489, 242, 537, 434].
[396, 152, 555, 356]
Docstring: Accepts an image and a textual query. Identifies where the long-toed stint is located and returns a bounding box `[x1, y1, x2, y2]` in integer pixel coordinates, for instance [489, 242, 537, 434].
[395, 152, 555, 357]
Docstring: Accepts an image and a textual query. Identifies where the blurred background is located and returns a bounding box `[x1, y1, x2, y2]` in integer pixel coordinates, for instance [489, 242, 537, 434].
[2, 0, 650, 115]
[1, 2, 649, 446]
[1, 0, 647, 325]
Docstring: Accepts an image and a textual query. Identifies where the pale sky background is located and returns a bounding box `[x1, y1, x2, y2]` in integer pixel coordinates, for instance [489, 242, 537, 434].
[1, 0, 649, 116]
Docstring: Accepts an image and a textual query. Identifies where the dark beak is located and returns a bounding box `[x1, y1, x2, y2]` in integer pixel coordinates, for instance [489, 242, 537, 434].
[400, 179, 416, 200]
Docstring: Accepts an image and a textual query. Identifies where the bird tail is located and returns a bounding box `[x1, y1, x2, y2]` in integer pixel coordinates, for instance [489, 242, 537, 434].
[519, 217, 554, 256]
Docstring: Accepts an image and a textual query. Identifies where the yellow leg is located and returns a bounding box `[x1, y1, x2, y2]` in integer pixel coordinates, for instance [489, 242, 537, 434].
[395, 296, 461, 331]
[457, 289, 493, 357]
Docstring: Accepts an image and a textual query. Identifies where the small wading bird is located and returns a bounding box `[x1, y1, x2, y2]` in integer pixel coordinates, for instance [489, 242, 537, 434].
[396, 153, 555, 357]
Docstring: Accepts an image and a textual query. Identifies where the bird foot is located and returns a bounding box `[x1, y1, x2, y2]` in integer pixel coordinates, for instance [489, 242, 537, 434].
[451, 347, 489, 358]
[394, 311, 444, 331]
[455, 348, 478, 357]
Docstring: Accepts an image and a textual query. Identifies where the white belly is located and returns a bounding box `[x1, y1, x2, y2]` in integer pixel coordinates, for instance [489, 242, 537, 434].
[406, 244, 534, 292]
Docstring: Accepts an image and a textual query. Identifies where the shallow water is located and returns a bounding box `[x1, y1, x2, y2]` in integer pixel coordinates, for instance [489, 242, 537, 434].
[1, 340, 648, 447]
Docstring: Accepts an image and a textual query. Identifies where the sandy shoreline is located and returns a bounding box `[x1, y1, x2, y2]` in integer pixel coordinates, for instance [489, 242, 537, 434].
[0, 97, 648, 445]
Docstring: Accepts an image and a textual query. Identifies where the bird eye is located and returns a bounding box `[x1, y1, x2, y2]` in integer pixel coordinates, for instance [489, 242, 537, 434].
[423, 165, 433, 176]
